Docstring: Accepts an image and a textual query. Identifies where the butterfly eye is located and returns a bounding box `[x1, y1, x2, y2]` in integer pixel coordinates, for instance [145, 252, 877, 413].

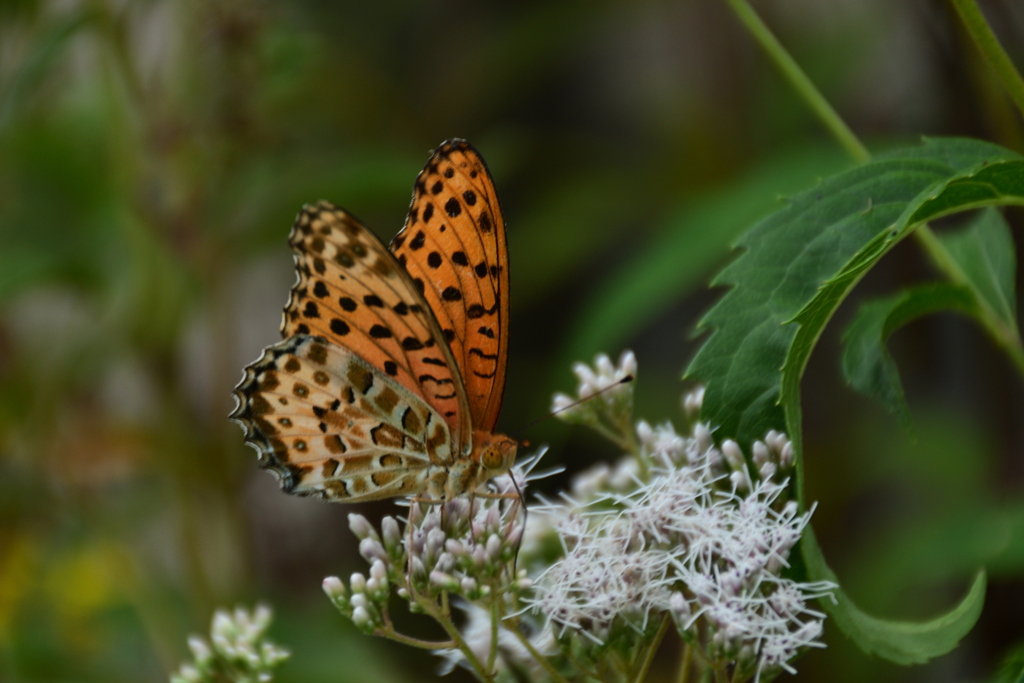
[481, 446, 504, 470]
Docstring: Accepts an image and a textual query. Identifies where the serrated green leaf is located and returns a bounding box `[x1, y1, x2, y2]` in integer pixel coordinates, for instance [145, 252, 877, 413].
[840, 282, 976, 431]
[937, 207, 1019, 342]
[802, 527, 986, 665]
[687, 136, 1024, 665]
[687, 137, 1021, 453]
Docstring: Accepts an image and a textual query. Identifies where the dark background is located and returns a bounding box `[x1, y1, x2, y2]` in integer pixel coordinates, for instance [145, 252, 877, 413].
[1, 1, 1022, 681]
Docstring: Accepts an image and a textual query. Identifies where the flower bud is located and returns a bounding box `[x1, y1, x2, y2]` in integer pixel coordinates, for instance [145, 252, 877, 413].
[485, 534, 502, 563]
[722, 439, 745, 471]
[322, 576, 348, 606]
[472, 544, 487, 569]
[212, 610, 233, 639]
[683, 386, 704, 418]
[779, 441, 794, 468]
[359, 537, 389, 565]
[410, 557, 427, 581]
[636, 420, 653, 445]
[252, 604, 272, 633]
[348, 514, 379, 542]
[381, 516, 402, 556]
[430, 571, 459, 592]
[350, 572, 366, 594]
[484, 505, 501, 532]
[551, 392, 576, 417]
[425, 528, 446, 563]
[619, 350, 637, 378]
[370, 559, 388, 583]
[351, 606, 373, 633]
[461, 576, 479, 598]
[693, 422, 713, 452]
[434, 552, 455, 575]
[187, 636, 212, 666]
[174, 664, 203, 683]
[752, 440, 770, 468]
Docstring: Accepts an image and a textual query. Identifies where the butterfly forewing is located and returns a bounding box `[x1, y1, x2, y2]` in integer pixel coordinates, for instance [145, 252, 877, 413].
[391, 140, 510, 433]
[281, 202, 472, 453]
[231, 334, 454, 501]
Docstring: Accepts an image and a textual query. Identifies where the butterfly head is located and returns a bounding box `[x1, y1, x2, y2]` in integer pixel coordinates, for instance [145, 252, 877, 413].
[474, 431, 518, 475]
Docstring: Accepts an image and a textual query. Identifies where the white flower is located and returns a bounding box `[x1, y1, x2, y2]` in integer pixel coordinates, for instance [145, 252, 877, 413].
[524, 412, 833, 676]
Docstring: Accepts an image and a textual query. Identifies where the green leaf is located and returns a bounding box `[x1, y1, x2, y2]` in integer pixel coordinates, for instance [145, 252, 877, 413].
[840, 282, 976, 431]
[802, 527, 987, 665]
[937, 207, 1020, 342]
[687, 136, 1024, 664]
[688, 137, 1022, 455]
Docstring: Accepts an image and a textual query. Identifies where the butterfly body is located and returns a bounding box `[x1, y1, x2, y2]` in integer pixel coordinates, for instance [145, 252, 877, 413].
[231, 140, 515, 503]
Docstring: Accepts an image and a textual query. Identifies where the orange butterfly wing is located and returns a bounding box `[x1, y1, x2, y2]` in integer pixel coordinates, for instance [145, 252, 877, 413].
[390, 139, 510, 433]
[279, 202, 473, 453]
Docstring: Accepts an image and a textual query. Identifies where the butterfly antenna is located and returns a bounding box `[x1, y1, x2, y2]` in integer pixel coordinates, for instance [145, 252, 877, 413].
[513, 374, 634, 441]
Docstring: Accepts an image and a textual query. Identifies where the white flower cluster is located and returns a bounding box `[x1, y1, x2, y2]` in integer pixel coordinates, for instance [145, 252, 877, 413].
[525, 353, 834, 681]
[170, 605, 290, 683]
[314, 351, 831, 683]
[551, 350, 637, 409]
[323, 474, 533, 631]
[551, 351, 637, 449]
[323, 453, 554, 679]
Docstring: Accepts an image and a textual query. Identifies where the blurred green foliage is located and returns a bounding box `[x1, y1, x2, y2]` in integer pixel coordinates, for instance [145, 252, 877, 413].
[0, 1, 1021, 682]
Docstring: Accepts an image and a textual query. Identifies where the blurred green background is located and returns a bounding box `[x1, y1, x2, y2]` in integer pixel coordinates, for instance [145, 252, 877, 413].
[1, 1, 1022, 681]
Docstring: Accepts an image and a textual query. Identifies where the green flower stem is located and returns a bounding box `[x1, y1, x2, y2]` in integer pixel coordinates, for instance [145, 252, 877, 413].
[374, 628, 457, 651]
[676, 643, 693, 683]
[951, 0, 1024, 120]
[632, 616, 671, 683]
[512, 628, 576, 683]
[724, 0, 1024, 382]
[412, 592, 490, 681]
[721, 0, 869, 164]
[486, 599, 499, 674]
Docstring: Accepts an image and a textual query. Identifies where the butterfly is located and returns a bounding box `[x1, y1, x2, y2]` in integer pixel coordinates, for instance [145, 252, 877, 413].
[230, 139, 516, 503]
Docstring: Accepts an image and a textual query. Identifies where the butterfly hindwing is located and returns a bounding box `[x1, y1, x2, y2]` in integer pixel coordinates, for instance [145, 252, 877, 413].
[230, 334, 454, 501]
[282, 202, 473, 453]
[391, 139, 509, 433]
